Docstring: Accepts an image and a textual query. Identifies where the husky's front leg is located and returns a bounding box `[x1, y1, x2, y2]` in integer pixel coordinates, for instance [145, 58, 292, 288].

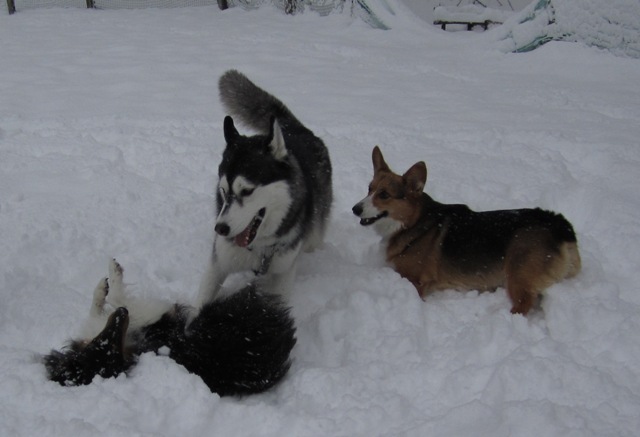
[194, 238, 244, 309]
[194, 252, 225, 309]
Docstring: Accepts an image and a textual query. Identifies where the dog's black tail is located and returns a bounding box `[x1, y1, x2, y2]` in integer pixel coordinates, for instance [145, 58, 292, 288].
[218, 69, 306, 134]
[164, 286, 296, 396]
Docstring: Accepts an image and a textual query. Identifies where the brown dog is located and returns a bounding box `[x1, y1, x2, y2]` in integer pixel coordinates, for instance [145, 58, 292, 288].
[352, 146, 581, 315]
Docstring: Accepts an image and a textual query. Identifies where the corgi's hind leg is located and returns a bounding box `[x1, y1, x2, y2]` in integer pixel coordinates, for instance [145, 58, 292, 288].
[505, 229, 562, 315]
[505, 277, 537, 315]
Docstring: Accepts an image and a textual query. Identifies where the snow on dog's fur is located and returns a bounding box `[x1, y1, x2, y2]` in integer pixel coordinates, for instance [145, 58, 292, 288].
[194, 70, 332, 311]
[43, 259, 296, 396]
[353, 146, 581, 315]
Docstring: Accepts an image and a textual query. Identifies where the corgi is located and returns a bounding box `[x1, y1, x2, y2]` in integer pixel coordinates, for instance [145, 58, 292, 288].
[352, 146, 581, 315]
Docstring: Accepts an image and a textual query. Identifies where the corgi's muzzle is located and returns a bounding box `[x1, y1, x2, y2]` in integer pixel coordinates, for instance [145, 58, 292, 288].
[352, 201, 387, 226]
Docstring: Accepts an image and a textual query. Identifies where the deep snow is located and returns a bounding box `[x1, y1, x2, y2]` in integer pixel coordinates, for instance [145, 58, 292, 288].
[1, 3, 640, 436]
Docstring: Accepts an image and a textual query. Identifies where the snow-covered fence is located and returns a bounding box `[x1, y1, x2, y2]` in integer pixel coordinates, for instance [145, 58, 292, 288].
[4, 0, 390, 30]
[4, 0, 340, 15]
[6, 0, 223, 14]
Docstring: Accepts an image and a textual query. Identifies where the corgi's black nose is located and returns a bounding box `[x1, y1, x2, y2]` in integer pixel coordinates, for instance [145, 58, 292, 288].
[215, 222, 230, 236]
[352, 204, 363, 217]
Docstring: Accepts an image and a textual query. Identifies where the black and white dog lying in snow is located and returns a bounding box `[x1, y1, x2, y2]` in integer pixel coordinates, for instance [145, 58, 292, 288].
[43, 259, 296, 396]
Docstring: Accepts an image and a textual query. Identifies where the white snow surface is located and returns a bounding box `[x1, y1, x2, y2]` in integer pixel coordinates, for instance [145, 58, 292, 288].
[2, 4, 640, 437]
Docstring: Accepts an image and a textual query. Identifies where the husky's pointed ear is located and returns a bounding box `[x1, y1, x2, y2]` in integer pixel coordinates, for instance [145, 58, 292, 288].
[402, 161, 427, 194]
[267, 117, 287, 160]
[223, 116, 239, 143]
[372, 146, 390, 173]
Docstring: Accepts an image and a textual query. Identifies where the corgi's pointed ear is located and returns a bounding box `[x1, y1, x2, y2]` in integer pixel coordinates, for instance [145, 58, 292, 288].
[403, 161, 427, 193]
[223, 116, 239, 143]
[267, 117, 287, 160]
[372, 146, 390, 173]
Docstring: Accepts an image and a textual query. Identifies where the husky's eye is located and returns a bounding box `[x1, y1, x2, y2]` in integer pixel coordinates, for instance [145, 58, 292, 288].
[377, 190, 390, 200]
[240, 188, 254, 197]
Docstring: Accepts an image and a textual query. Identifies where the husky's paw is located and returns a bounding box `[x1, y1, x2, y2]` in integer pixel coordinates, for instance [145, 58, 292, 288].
[89, 277, 109, 317]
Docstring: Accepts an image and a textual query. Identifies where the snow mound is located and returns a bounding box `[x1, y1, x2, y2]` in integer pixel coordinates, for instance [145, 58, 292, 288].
[496, 0, 640, 57]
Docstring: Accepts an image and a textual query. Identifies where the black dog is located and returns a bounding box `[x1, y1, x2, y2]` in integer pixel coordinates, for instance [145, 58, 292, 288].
[44, 261, 296, 396]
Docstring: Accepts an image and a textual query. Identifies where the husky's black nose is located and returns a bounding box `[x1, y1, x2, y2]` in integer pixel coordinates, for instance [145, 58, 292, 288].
[215, 222, 230, 236]
[352, 203, 363, 217]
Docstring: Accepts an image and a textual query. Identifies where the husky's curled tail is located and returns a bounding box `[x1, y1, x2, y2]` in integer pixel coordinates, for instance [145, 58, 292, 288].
[195, 70, 332, 308]
[219, 70, 305, 134]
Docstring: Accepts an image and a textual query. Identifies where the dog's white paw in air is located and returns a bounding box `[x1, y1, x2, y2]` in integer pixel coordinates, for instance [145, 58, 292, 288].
[89, 277, 109, 318]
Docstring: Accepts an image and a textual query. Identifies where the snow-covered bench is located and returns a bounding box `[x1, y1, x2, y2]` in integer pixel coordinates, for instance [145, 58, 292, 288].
[434, 5, 513, 31]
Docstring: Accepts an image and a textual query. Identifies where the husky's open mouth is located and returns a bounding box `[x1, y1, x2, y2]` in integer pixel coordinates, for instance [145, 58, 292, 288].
[360, 211, 388, 226]
[234, 208, 266, 248]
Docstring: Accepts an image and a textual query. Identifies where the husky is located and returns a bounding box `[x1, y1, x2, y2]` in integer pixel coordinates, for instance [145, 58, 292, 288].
[194, 70, 332, 310]
[43, 259, 296, 396]
[352, 146, 581, 315]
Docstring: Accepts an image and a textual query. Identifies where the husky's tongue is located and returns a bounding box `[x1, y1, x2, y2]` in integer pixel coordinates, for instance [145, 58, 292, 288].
[234, 225, 254, 248]
[234, 209, 265, 248]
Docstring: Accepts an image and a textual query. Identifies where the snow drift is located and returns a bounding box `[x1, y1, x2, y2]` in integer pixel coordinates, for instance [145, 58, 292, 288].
[496, 0, 640, 57]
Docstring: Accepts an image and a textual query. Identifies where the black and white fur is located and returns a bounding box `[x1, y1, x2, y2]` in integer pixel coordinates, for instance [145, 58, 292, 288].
[194, 70, 332, 310]
[44, 259, 296, 396]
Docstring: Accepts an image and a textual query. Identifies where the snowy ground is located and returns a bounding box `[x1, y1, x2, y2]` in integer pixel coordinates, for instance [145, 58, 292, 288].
[1, 3, 640, 436]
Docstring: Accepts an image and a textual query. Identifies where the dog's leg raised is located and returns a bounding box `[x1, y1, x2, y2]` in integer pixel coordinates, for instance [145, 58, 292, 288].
[104, 258, 174, 331]
[107, 258, 127, 308]
[89, 277, 109, 318]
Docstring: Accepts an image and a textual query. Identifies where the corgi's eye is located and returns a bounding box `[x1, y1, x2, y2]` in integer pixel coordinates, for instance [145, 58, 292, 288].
[240, 188, 254, 197]
[377, 191, 390, 200]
